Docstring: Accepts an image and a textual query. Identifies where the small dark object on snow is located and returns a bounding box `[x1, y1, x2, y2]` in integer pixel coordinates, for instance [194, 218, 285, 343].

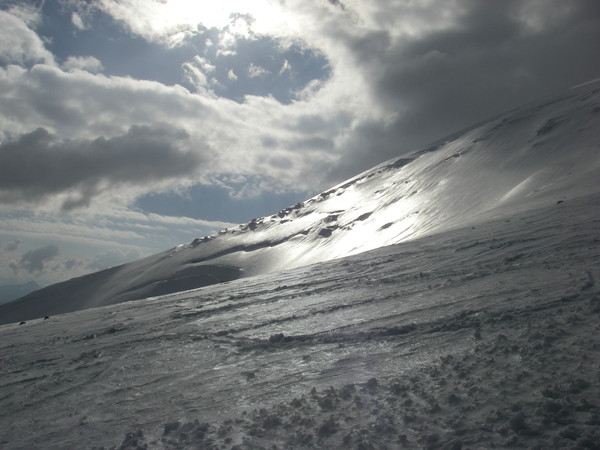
[18, 321, 26, 325]
[317, 416, 338, 437]
[44, 316, 49, 320]
[508, 413, 534, 435]
[262, 414, 281, 429]
[365, 377, 378, 391]
[163, 421, 181, 436]
[269, 333, 285, 343]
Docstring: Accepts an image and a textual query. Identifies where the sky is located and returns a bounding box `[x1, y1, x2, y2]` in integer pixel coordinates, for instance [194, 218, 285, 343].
[0, 0, 599, 289]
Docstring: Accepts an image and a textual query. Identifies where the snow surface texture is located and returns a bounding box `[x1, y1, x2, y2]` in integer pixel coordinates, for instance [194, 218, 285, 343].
[2, 80, 600, 323]
[1, 192, 600, 449]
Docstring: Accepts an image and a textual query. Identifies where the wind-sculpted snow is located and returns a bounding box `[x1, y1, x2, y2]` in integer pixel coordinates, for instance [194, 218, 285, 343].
[1, 192, 599, 448]
[2, 81, 600, 323]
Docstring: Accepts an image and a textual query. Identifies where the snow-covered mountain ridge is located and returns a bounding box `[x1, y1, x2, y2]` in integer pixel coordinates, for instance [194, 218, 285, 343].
[2, 185, 599, 449]
[1, 80, 599, 324]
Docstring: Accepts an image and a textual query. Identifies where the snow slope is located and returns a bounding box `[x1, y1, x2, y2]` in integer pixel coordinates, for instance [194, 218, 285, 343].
[1, 80, 599, 324]
[1, 190, 599, 449]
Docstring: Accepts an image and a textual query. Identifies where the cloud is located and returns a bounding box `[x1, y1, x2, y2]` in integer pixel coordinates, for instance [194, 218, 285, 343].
[0, 9, 55, 66]
[0, 207, 238, 285]
[247, 63, 270, 78]
[3, 242, 141, 280]
[0, 64, 208, 139]
[0, 208, 236, 250]
[279, 59, 291, 75]
[62, 56, 104, 73]
[0, 62, 346, 198]
[71, 11, 87, 30]
[312, 0, 600, 180]
[82, 0, 291, 46]
[63, 258, 80, 271]
[1, 0, 599, 202]
[10, 244, 60, 274]
[54, 248, 142, 273]
[0, 125, 205, 210]
[182, 56, 217, 91]
[85, 248, 141, 271]
[2, 2, 42, 28]
[3, 239, 21, 252]
[1, 0, 598, 289]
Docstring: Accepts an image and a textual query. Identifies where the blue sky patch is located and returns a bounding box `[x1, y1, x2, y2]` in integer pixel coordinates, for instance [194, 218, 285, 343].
[135, 182, 308, 224]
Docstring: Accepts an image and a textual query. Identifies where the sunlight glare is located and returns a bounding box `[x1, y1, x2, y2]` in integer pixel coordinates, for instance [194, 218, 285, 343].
[149, 0, 295, 39]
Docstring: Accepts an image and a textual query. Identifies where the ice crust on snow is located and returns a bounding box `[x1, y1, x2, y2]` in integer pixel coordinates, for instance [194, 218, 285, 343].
[2, 80, 600, 324]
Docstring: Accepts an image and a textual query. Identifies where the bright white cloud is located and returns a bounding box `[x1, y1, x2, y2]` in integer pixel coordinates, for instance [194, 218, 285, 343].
[62, 56, 104, 73]
[279, 59, 291, 75]
[0, 59, 360, 202]
[0, 10, 55, 66]
[247, 63, 269, 78]
[182, 56, 217, 91]
[71, 11, 87, 30]
[4, 2, 42, 28]
[93, 0, 294, 44]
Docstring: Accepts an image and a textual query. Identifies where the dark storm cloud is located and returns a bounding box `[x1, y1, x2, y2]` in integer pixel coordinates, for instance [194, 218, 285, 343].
[10, 244, 60, 274]
[329, 0, 600, 181]
[0, 124, 204, 210]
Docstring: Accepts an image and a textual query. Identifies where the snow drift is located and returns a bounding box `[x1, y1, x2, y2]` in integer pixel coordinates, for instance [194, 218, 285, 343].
[1, 80, 600, 325]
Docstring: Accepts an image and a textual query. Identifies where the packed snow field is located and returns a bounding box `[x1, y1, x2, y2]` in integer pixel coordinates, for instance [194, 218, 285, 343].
[1, 191, 599, 449]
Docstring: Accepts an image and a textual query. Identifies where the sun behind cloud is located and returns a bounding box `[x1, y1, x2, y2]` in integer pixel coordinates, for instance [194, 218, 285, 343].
[98, 0, 295, 45]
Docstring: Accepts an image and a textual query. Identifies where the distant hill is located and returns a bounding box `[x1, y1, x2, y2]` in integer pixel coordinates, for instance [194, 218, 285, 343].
[0, 281, 41, 305]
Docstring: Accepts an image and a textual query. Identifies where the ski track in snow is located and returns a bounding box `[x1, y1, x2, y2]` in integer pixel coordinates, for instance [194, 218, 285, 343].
[1, 192, 600, 449]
